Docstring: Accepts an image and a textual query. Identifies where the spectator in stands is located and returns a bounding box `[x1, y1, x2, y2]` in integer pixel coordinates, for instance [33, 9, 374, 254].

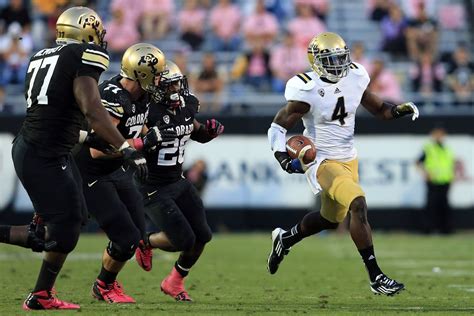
[178, 0, 207, 51]
[270, 31, 307, 93]
[242, 0, 278, 48]
[351, 41, 371, 71]
[231, 41, 272, 92]
[446, 44, 474, 106]
[417, 126, 455, 234]
[110, 0, 143, 33]
[0, 0, 31, 30]
[367, 58, 401, 103]
[194, 52, 224, 112]
[288, 3, 326, 49]
[380, 3, 408, 58]
[406, 2, 438, 60]
[209, 0, 242, 51]
[295, 0, 330, 21]
[409, 50, 444, 106]
[31, 0, 67, 47]
[141, 0, 174, 40]
[184, 160, 208, 196]
[368, 0, 392, 22]
[105, 8, 140, 61]
[173, 51, 190, 77]
[264, 0, 294, 21]
[0, 22, 32, 86]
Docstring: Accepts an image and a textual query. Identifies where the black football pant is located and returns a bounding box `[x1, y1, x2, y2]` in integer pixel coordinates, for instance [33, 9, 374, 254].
[82, 166, 145, 252]
[11, 134, 86, 253]
[142, 178, 212, 251]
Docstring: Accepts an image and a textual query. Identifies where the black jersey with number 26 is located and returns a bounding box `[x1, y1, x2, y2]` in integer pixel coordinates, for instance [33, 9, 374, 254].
[20, 43, 109, 157]
[75, 75, 150, 178]
[145, 94, 200, 186]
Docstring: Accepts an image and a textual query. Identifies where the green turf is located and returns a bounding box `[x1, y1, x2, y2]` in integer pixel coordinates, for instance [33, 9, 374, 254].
[0, 232, 473, 315]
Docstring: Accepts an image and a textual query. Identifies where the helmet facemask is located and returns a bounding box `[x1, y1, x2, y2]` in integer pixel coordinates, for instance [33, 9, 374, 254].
[157, 75, 189, 110]
[310, 47, 351, 82]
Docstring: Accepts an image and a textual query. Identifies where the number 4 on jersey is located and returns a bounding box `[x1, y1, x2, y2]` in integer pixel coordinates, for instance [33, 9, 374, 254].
[331, 96, 348, 125]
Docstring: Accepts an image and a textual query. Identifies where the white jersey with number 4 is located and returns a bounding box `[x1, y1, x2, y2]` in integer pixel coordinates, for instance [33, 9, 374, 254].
[284, 62, 370, 161]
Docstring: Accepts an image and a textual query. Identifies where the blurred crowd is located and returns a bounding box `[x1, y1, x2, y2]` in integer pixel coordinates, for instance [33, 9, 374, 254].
[0, 0, 472, 114]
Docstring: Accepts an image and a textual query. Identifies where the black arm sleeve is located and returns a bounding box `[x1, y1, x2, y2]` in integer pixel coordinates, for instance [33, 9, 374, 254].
[190, 124, 214, 143]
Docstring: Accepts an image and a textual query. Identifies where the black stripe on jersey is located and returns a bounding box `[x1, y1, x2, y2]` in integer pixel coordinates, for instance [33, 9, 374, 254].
[297, 73, 309, 83]
[349, 63, 359, 69]
[102, 100, 124, 118]
[301, 73, 312, 82]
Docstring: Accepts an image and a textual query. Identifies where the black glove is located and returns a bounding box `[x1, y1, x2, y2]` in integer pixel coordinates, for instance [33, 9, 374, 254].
[27, 214, 57, 252]
[122, 147, 148, 181]
[274, 151, 303, 174]
[84, 133, 115, 154]
[206, 119, 224, 138]
[142, 124, 177, 151]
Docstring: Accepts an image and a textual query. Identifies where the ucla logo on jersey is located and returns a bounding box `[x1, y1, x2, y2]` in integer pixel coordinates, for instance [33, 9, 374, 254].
[318, 88, 325, 97]
[163, 115, 170, 124]
[131, 104, 136, 113]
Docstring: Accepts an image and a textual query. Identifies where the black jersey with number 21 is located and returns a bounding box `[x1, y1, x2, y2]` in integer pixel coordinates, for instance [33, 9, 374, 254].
[20, 43, 109, 157]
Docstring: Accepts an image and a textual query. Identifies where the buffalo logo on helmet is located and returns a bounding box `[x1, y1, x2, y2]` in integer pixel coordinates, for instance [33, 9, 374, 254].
[138, 53, 159, 74]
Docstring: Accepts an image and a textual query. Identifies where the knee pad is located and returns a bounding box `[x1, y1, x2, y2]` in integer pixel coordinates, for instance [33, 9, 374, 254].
[172, 231, 196, 252]
[195, 226, 212, 245]
[106, 240, 137, 262]
[46, 223, 81, 253]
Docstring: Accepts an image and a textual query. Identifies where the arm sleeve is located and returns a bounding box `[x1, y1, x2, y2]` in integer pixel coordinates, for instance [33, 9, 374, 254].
[267, 122, 287, 152]
[99, 86, 127, 119]
[190, 123, 213, 143]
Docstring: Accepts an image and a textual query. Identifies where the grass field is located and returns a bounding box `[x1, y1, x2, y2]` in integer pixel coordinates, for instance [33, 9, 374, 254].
[0, 232, 473, 315]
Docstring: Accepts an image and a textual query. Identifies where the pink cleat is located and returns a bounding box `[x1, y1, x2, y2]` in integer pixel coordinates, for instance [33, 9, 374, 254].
[160, 267, 193, 302]
[135, 240, 153, 271]
[92, 279, 136, 303]
[23, 289, 80, 310]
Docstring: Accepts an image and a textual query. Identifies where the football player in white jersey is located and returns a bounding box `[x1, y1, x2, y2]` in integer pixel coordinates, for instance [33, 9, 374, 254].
[266, 32, 419, 296]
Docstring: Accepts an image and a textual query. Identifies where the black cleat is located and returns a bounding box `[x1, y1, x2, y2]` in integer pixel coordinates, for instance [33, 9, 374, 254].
[370, 274, 405, 296]
[267, 228, 290, 274]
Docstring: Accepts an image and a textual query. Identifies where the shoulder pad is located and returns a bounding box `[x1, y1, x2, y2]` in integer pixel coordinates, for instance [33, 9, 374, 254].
[288, 73, 316, 91]
[100, 82, 131, 119]
[81, 44, 109, 72]
[348, 62, 368, 77]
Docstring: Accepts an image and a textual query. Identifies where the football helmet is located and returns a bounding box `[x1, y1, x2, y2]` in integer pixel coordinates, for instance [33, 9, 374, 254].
[56, 6, 107, 48]
[158, 61, 189, 109]
[120, 43, 167, 102]
[307, 32, 351, 82]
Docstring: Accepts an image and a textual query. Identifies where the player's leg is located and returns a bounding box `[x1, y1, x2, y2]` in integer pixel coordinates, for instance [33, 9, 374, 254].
[0, 214, 55, 251]
[84, 175, 139, 304]
[12, 138, 82, 309]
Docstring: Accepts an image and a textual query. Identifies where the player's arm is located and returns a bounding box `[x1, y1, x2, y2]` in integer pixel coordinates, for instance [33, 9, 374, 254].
[190, 119, 224, 143]
[269, 101, 310, 174]
[361, 89, 419, 121]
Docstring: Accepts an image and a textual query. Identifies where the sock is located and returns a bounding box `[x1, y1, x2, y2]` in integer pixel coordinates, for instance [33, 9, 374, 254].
[174, 261, 190, 277]
[97, 266, 118, 285]
[0, 225, 11, 243]
[358, 245, 383, 282]
[281, 223, 303, 249]
[33, 260, 62, 292]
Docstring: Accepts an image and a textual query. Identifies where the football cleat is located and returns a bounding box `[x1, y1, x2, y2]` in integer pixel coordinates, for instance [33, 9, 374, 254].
[370, 274, 405, 296]
[23, 289, 80, 310]
[92, 279, 136, 303]
[135, 239, 153, 271]
[160, 267, 193, 302]
[267, 227, 290, 274]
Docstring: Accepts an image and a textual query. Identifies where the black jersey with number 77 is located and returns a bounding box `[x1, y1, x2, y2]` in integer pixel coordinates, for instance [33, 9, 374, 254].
[20, 43, 109, 157]
[144, 94, 200, 186]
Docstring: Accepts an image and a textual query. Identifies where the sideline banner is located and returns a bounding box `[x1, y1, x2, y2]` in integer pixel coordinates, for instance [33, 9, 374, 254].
[184, 135, 474, 208]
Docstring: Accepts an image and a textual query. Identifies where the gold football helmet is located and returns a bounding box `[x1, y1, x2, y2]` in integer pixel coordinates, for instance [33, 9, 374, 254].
[120, 43, 167, 102]
[56, 6, 106, 48]
[158, 61, 189, 109]
[307, 32, 351, 82]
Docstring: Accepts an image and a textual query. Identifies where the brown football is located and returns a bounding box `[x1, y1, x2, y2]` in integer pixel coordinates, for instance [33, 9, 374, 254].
[286, 135, 316, 164]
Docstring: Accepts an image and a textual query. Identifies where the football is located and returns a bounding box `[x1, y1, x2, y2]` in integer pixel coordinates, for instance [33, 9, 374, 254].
[286, 135, 316, 164]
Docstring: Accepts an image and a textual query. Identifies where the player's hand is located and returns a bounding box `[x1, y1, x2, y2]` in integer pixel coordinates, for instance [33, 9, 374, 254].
[158, 124, 177, 143]
[27, 214, 57, 252]
[121, 147, 148, 181]
[206, 119, 224, 138]
[274, 151, 304, 174]
[393, 102, 419, 121]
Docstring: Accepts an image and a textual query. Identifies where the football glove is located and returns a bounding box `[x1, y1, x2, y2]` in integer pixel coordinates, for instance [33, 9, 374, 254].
[121, 146, 148, 181]
[80, 131, 115, 154]
[27, 214, 57, 252]
[206, 119, 224, 138]
[391, 102, 419, 121]
[274, 151, 304, 174]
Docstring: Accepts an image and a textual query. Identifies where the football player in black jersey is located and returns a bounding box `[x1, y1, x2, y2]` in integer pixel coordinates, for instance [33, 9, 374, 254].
[75, 43, 175, 304]
[134, 61, 224, 301]
[4, 7, 148, 310]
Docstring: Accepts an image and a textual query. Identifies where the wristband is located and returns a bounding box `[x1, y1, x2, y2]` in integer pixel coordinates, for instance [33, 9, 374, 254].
[78, 130, 88, 144]
[118, 141, 130, 151]
[132, 138, 144, 151]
